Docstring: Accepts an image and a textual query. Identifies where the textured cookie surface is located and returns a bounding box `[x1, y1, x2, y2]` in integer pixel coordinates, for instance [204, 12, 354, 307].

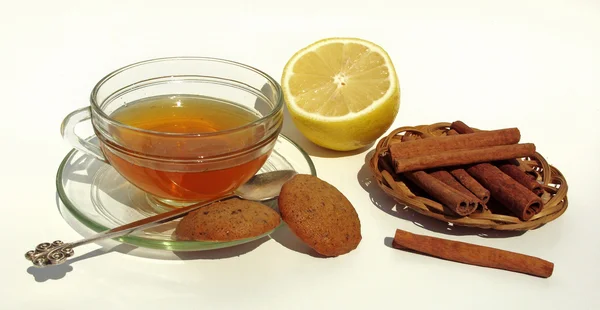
[278, 174, 362, 256]
[174, 198, 281, 241]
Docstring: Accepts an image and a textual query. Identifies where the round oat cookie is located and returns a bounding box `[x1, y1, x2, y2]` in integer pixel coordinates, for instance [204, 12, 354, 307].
[174, 198, 281, 242]
[278, 174, 362, 256]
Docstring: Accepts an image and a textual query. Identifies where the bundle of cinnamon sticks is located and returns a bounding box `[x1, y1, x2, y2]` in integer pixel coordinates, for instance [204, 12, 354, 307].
[388, 121, 544, 221]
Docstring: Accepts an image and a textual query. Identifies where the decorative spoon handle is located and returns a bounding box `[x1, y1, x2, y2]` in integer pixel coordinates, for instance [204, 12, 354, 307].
[25, 194, 234, 267]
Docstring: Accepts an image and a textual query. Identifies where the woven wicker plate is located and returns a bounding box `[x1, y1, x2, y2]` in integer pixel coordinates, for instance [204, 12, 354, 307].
[369, 122, 568, 231]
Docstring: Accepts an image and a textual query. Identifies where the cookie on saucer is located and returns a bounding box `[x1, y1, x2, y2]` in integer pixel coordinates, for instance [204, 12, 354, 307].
[175, 198, 281, 242]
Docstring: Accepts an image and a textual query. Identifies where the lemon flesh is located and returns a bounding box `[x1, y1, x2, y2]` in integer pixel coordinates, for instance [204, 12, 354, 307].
[282, 37, 400, 151]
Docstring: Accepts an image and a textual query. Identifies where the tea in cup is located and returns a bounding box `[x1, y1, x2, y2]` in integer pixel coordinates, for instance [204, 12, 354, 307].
[61, 57, 283, 208]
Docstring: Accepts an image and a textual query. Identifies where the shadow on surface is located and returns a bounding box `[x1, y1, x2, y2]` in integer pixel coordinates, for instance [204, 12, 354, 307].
[270, 224, 323, 257]
[383, 236, 395, 248]
[357, 150, 525, 238]
[280, 105, 373, 158]
[26, 244, 134, 282]
[173, 236, 270, 260]
[59, 151, 105, 186]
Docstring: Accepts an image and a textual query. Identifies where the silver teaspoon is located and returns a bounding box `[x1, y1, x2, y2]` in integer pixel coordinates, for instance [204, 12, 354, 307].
[25, 170, 297, 268]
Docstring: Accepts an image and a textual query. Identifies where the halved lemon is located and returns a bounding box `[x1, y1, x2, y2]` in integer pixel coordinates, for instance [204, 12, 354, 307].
[282, 37, 400, 151]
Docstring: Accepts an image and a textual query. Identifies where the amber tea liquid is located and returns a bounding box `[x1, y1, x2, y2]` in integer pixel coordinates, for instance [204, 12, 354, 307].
[102, 95, 270, 202]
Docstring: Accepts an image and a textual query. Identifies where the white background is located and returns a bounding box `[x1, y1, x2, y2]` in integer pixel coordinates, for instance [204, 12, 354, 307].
[2, 0, 599, 309]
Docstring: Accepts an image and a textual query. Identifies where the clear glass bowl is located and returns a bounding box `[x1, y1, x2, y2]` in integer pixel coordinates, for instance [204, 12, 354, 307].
[56, 135, 316, 251]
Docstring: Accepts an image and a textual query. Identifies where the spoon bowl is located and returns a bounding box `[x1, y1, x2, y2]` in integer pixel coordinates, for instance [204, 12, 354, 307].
[235, 170, 298, 201]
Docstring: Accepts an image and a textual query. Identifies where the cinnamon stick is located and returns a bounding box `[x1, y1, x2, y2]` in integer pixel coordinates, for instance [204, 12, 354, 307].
[450, 121, 544, 220]
[397, 134, 477, 215]
[450, 120, 475, 135]
[446, 129, 491, 203]
[389, 128, 520, 159]
[466, 164, 543, 221]
[401, 132, 419, 142]
[429, 170, 484, 210]
[449, 169, 490, 204]
[392, 229, 554, 278]
[393, 143, 536, 173]
[404, 171, 478, 216]
[498, 162, 544, 196]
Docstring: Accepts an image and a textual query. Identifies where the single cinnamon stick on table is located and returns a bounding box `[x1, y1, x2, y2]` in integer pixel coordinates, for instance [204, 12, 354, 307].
[392, 229, 554, 278]
[390, 127, 520, 158]
[450, 121, 543, 220]
[404, 171, 478, 216]
[446, 129, 491, 203]
[393, 143, 536, 173]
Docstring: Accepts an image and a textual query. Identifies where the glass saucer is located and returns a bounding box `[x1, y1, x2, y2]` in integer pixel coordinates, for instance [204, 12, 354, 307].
[56, 134, 316, 251]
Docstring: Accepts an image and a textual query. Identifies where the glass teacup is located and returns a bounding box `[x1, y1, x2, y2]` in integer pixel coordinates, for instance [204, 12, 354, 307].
[61, 57, 283, 208]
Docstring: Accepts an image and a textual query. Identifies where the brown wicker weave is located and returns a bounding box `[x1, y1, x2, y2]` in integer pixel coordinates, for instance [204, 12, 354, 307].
[369, 122, 568, 231]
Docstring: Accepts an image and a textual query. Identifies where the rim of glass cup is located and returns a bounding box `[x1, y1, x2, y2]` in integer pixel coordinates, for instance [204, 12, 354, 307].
[89, 56, 284, 137]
